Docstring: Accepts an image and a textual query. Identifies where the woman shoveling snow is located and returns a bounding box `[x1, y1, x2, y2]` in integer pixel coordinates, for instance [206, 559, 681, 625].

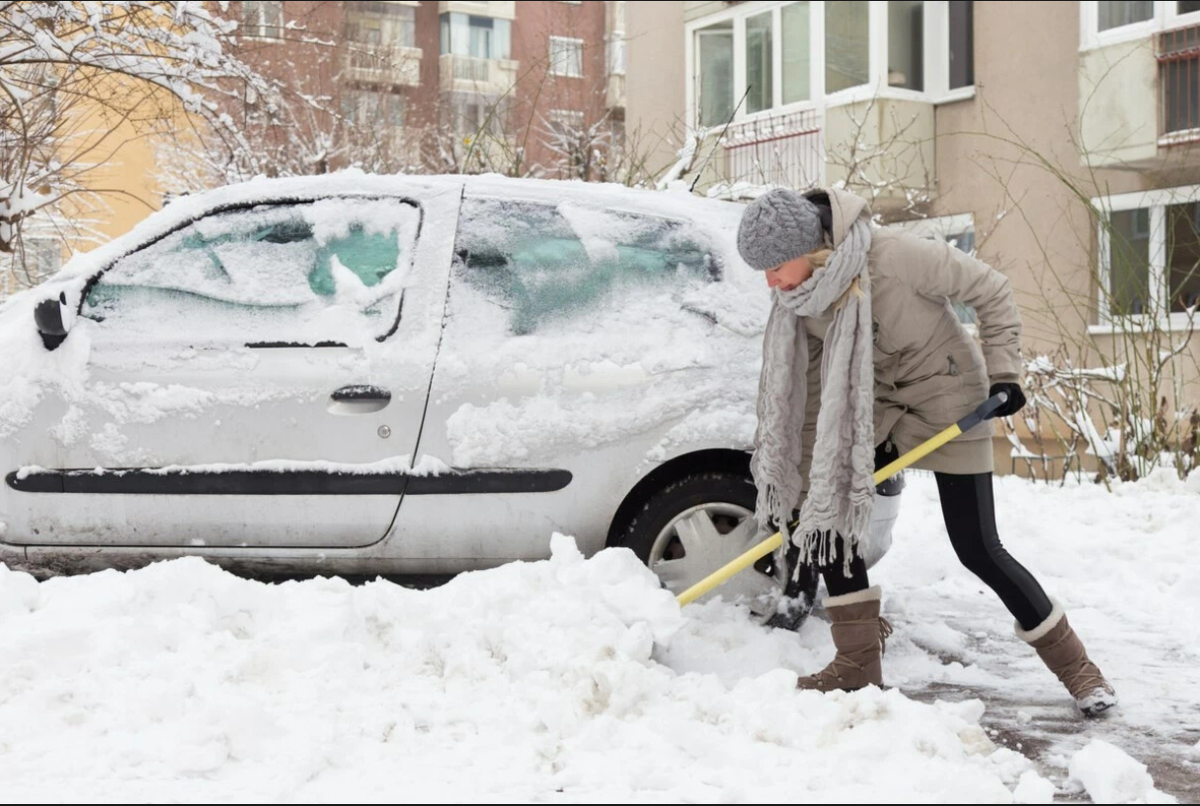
[736, 187, 1118, 717]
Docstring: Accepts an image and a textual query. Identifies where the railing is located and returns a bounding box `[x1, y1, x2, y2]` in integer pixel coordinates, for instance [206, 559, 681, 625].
[1158, 25, 1200, 143]
[723, 108, 823, 189]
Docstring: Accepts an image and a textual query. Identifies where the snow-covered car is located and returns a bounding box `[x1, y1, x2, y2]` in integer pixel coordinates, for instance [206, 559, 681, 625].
[0, 172, 896, 605]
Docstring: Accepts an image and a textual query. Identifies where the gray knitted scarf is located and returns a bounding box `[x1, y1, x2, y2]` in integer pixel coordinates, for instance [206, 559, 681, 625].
[750, 214, 876, 570]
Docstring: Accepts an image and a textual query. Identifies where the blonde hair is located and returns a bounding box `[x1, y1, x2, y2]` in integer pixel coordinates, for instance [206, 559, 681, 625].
[804, 246, 866, 309]
[805, 248, 834, 270]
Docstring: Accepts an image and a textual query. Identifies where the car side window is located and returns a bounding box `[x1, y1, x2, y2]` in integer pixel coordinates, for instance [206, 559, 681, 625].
[82, 198, 420, 345]
[452, 196, 720, 334]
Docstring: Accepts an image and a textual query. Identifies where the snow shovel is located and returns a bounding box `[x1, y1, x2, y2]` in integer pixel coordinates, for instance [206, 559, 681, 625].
[675, 392, 1011, 608]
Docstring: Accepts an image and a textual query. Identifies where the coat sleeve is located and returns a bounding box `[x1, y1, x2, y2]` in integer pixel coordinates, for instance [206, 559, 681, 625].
[893, 235, 1023, 384]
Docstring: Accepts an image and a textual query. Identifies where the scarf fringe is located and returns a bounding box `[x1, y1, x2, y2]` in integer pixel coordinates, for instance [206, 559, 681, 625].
[793, 499, 876, 577]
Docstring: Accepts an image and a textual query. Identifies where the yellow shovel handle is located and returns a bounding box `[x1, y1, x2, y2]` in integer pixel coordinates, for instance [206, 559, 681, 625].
[675, 393, 1008, 607]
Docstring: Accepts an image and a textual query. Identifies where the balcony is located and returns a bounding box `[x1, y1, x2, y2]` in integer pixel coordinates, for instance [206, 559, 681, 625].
[1074, 26, 1200, 170]
[722, 109, 824, 192]
[823, 97, 936, 214]
[1158, 26, 1200, 146]
[344, 46, 423, 88]
[439, 54, 518, 94]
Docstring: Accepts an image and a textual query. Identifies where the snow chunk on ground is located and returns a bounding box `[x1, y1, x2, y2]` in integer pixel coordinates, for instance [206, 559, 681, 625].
[1067, 739, 1176, 804]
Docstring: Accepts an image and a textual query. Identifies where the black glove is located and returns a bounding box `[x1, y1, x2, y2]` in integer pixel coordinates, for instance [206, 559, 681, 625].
[988, 382, 1026, 418]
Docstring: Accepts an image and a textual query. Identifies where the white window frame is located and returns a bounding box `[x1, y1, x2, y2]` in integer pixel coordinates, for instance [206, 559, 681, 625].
[1091, 185, 1200, 332]
[937, 1, 976, 102]
[1080, 1, 1200, 51]
[685, 1, 974, 130]
[243, 0, 284, 41]
[549, 35, 585, 77]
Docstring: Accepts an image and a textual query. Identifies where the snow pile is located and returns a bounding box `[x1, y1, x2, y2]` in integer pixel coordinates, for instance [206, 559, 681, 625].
[1067, 740, 1175, 804]
[0, 535, 1044, 802]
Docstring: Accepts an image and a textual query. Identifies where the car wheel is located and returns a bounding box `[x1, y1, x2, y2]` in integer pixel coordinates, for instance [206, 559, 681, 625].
[615, 471, 786, 611]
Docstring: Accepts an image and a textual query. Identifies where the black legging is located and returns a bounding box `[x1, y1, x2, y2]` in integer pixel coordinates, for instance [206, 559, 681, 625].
[820, 471, 1054, 632]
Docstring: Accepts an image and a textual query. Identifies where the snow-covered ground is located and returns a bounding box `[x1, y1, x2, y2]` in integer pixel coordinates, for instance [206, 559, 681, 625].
[1, 471, 1196, 803]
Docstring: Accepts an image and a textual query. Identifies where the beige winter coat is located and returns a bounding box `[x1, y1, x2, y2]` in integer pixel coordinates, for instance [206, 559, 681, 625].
[795, 188, 1022, 482]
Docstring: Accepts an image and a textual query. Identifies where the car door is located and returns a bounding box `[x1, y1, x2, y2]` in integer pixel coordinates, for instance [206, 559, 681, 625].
[395, 191, 730, 565]
[2, 185, 462, 549]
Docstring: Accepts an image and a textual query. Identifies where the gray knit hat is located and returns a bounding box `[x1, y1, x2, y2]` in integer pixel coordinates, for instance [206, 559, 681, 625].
[736, 188, 825, 271]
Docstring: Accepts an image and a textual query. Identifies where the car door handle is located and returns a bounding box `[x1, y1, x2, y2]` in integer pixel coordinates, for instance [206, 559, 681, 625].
[331, 385, 392, 403]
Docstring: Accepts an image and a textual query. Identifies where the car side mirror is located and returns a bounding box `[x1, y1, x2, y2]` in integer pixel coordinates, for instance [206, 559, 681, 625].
[34, 291, 71, 350]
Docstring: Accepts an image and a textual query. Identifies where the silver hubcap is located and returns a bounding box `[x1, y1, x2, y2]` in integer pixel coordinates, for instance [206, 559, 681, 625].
[649, 502, 785, 608]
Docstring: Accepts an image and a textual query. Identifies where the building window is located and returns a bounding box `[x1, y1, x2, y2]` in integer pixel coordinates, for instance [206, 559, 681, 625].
[449, 94, 509, 135]
[1096, 187, 1200, 327]
[690, 1, 973, 127]
[342, 90, 406, 128]
[1098, 0, 1154, 31]
[888, 1, 924, 91]
[948, 1, 974, 90]
[745, 11, 774, 114]
[1158, 25, 1200, 137]
[607, 35, 627, 75]
[346, 3, 416, 50]
[243, 0, 283, 39]
[826, 0, 870, 93]
[782, 2, 812, 104]
[1109, 208, 1153, 315]
[696, 21, 734, 127]
[440, 13, 511, 60]
[1167, 202, 1200, 312]
[549, 36, 584, 77]
[1080, 1, 1185, 50]
[23, 236, 62, 281]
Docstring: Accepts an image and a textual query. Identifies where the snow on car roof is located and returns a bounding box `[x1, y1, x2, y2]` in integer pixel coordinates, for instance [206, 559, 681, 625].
[19, 171, 746, 299]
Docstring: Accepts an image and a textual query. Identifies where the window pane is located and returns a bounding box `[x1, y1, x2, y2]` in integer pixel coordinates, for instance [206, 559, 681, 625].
[826, 1, 870, 93]
[399, 7, 416, 48]
[949, 1, 974, 89]
[550, 37, 582, 76]
[469, 17, 492, 59]
[697, 23, 733, 127]
[1181, 1, 1200, 12]
[494, 19, 511, 60]
[454, 199, 718, 334]
[24, 237, 62, 279]
[1162, 57, 1200, 133]
[1109, 208, 1151, 316]
[888, 1, 923, 91]
[1098, 1, 1153, 31]
[1167, 202, 1200, 312]
[85, 200, 419, 343]
[445, 13, 469, 56]
[745, 11, 773, 114]
[782, 2, 811, 105]
[608, 37, 627, 75]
